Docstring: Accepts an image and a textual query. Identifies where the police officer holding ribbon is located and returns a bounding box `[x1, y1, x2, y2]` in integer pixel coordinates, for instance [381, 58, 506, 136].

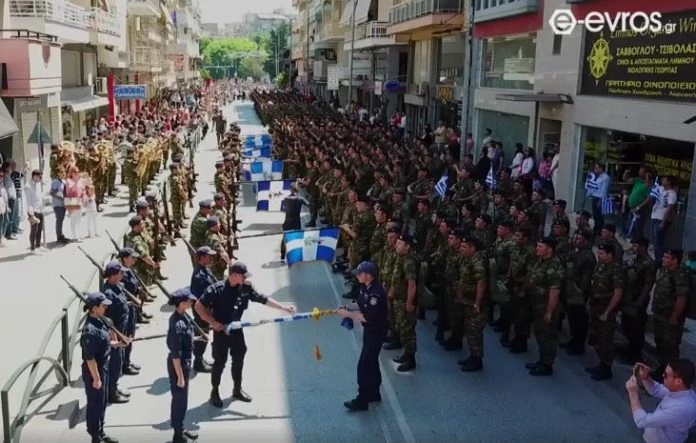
[194, 262, 296, 408]
[190, 246, 218, 373]
[167, 288, 199, 443]
[80, 292, 121, 443]
[337, 261, 389, 411]
[102, 261, 131, 404]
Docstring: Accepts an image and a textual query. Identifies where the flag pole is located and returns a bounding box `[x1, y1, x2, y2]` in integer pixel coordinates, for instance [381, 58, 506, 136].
[37, 116, 48, 249]
[236, 226, 338, 240]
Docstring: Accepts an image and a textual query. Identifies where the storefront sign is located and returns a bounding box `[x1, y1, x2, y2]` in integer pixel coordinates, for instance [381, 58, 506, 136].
[644, 151, 693, 195]
[114, 85, 148, 100]
[16, 96, 47, 111]
[383, 80, 405, 93]
[580, 9, 696, 103]
[436, 85, 456, 102]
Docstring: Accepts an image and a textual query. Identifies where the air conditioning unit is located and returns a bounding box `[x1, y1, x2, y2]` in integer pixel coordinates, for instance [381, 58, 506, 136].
[95, 77, 108, 95]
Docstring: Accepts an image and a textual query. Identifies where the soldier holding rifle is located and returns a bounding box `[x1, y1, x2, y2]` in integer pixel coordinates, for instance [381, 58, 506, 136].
[190, 246, 218, 373]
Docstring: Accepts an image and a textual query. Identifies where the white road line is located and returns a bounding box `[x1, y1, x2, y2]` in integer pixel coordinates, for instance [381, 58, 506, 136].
[322, 264, 416, 443]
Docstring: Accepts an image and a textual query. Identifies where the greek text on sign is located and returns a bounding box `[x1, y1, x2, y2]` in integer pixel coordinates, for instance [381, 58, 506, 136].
[114, 85, 148, 100]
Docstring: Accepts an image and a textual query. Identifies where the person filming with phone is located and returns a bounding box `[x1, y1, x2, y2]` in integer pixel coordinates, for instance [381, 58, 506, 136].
[626, 359, 696, 442]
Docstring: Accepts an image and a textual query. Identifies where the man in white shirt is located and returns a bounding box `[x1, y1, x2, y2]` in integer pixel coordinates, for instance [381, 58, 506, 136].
[650, 175, 677, 263]
[24, 170, 45, 252]
[587, 162, 611, 235]
[627, 359, 696, 443]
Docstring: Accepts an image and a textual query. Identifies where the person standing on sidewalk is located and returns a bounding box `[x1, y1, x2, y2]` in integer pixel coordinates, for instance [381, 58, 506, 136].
[50, 170, 69, 244]
[24, 170, 46, 252]
[0, 169, 8, 247]
[2, 162, 17, 240]
[587, 162, 611, 236]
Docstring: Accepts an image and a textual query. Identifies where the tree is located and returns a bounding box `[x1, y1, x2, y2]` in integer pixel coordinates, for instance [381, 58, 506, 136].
[201, 37, 268, 80]
[261, 23, 290, 79]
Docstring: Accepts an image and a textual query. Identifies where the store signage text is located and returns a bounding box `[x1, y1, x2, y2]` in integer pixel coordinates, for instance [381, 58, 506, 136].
[114, 85, 148, 100]
[549, 9, 675, 35]
[580, 10, 696, 103]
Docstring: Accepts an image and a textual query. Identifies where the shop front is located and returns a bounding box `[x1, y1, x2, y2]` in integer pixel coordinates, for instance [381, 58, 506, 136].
[434, 85, 461, 130]
[60, 86, 110, 140]
[433, 34, 465, 128]
[475, 109, 529, 159]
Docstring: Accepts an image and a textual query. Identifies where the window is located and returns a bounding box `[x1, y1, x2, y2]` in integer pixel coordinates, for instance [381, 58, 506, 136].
[481, 34, 536, 90]
[412, 40, 432, 84]
[552, 34, 562, 55]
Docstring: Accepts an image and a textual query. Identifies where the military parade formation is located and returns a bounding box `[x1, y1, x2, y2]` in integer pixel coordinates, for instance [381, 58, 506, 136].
[60, 80, 696, 443]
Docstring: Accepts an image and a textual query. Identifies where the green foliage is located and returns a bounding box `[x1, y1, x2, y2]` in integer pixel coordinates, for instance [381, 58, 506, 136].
[276, 71, 289, 88]
[201, 37, 268, 80]
[261, 22, 291, 78]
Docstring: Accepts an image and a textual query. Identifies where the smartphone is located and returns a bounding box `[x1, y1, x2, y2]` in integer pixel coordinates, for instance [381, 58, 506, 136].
[633, 365, 641, 378]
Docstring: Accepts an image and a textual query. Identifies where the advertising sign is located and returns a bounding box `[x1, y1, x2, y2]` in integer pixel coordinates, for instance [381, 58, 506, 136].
[580, 10, 696, 103]
[114, 85, 148, 100]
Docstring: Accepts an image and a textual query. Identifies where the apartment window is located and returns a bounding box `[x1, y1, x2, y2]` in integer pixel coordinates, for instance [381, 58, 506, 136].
[412, 40, 432, 84]
[481, 34, 536, 90]
[552, 34, 562, 55]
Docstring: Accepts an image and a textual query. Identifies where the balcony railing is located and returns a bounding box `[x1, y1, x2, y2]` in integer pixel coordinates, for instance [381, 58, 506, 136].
[389, 0, 463, 24]
[345, 21, 389, 41]
[128, 0, 160, 11]
[473, 0, 538, 23]
[131, 47, 163, 66]
[10, 0, 91, 29]
[91, 7, 122, 36]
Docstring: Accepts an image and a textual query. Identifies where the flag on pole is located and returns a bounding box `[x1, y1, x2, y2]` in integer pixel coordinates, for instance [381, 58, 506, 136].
[284, 228, 340, 267]
[244, 160, 284, 181]
[434, 174, 448, 198]
[242, 146, 272, 159]
[649, 176, 661, 200]
[485, 167, 497, 189]
[256, 180, 294, 211]
[601, 195, 615, 215]
[585, 172, 599, 194]
[244, 134, 272, 148]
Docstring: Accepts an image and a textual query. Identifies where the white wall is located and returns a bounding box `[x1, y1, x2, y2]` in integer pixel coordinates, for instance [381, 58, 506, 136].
[61, 50, 81, 88]
[83, 52, 97, 87]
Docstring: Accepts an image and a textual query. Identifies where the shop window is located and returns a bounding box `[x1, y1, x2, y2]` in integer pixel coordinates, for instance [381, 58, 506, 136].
[476, 109, 529, 160]
[481, 34, 535, 90]
[439, 34, 466, 87]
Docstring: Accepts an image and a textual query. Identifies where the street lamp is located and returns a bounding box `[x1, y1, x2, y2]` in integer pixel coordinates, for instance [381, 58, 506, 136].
[347, 0, 358, 107]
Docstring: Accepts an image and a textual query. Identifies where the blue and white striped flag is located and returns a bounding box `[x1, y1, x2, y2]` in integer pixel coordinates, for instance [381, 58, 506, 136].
[244, 134, 272, 148]
[242, 146, 272, 159]
[284, 228, 340, 267]
[649, 176, 661, 200]
[244, 160, 284, 181]
[485, 167, 497, 189]
[256, 180, 294, 211]
[585, 172, 599, 194]
[434, 174, 448, 198]
[601, 195, 615, 215]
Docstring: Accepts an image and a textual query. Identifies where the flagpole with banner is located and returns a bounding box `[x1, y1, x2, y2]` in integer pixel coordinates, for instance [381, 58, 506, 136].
[28, 117, 52, 248]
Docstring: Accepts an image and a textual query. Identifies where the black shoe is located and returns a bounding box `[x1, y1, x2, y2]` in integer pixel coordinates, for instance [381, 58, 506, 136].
[585, 365, 599, 375]
[232, 389, 252, 402]
[172, 431, 190, 443]
[529, 364, 553, 376]
[107, 394, 129, 404]
[368, 393, 382, 403]
[461, 356, 483, 372]
[383, 341, 402, 351]
[509, 342, 528, 354]
[128, 362, 141, 371]
[137, 317, 150, 325]
[393, 354, 406, 364]
[184, 430, 199, 440]
[397, 359, 416, 372]
[100, 433, 119, 443]
[500, 335, 512, 348]
[209, 388, 223, 408]
[590, 365, 613, 381]
[122, 366, 139, 376]
[117, 388, 131, 397]
[193, 360, 212, 373]
[344, 398, 368, 411]
[141, 312, 153, 320]
[525, 361, 541, 370]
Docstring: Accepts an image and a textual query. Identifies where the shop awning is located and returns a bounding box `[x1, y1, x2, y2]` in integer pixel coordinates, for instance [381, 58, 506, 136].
[340, 0, 371, 27]
[0, 99, 19, 140]
[62, 96, 110, 113]
[495, 93, 574, 104]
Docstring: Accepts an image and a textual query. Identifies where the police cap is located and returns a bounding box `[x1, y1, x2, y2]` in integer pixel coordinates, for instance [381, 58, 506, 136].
[228, 262, 252, 278]
[117, 247, 140, 259]
[352, 261, 378, 277]
[84, 292, 112, 310]
[196, 246, 217, 256]
[104, 261, 125, 277]
[168, 287, 197, 306]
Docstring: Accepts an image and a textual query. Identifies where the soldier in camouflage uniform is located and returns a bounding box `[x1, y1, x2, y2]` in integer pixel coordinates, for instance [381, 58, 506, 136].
[491, 191, 510, 229]
[381, 226, 401, 347]
[212, 193, 230, 237]
[388, 234, 419, 372]
[413, 200, 433, 254]
[204, 216, 230, 280]
[551, 220, 572, 263]
[619, 237, 657, 363]
[428, 220, 455, 343]
[490, 221, 515, 347]
[214, 161, 229, 198]
[440, 229, 464, 345]
[370, 206, 389, 265]
[507, 227, 536, 353]
[598, 224, 624, 264]
[341, 195, 376, 299]
[390, 188, 408, 233]
[190, 200, 213, 249]
[123, 146, 138, 212]
[168, 163, 186, 232]
[587, 243, 625, 380]
[651, 249, 691, 378]
[302, 158, 321, 227]
[562, 230, 596, 355]
[124, 216, 159, 286]
[436, 190, 459, 223]
[455, 237, 488, 372]
[525, 237, 565, 376]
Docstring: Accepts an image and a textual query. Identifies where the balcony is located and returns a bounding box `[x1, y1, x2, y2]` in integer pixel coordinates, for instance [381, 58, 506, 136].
[9, 0, 91, 43]
[473, 0, 538, 23]
[343, 21, 409, 51]
[388, 0, 465, 35]
[167, 40, 199, 58]
[97, 45, 129, 68]
[89, 7, 126, 47]
[127, 0, 160, 16]
[129, 47, 164, 72]
[0, 32, 62, 97]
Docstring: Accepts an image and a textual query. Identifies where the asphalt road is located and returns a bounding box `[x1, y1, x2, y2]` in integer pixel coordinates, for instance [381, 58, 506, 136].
[17, 102, 645, 443]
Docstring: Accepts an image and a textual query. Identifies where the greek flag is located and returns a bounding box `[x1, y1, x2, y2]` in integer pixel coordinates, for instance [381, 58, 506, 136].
[284, 228, 340, 267]
[585, 172, 600, 194]
[244, 134, 272, 148]
[256, 180, 294, 211]
[601, 195, 615, 215]
[650, 176, 661, 200]
[242, 146, 272, 159]
[434, 174, 448, 198]
[244, 160, 284, 182]
[485, 167, 497, 189]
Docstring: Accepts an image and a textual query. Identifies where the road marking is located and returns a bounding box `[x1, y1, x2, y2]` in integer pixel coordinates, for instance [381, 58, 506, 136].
[322, 264, 416, 443]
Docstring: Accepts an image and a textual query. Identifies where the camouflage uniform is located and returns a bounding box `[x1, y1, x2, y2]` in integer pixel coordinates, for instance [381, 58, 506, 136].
[564, 245, 596, 350]
[527, 255, 565, 366]
[589, 261, 625, 366]
[620, 252, 656, 360]
[652, 266, 691, 370]
[508, 243, 536, 347]
[413, 212, 433, 253]
[205, 229, 229, 280]
[189, 211, 209, 249]
[169, 172, 185, 228]
[390, 199, 408, 231]
[213, 205, 229, 237]
[348, 210, 376, 268]
[490, 236, 515, 340]
[391, 251, 419, 356]
[453, 251, 487, 356]
[380, 244, 398, 337]
[124, 231, 154, 285]
[442, 244, 462, 341]
[369, 222, 387, 264]
[124, 151, 139, 209]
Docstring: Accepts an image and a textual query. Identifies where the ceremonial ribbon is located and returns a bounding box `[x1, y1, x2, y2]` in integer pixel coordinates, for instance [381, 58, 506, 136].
[224, 307, 336, 334]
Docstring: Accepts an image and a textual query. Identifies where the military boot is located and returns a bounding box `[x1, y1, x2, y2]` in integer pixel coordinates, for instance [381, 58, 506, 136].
[396, 354, 416, 372]
[529, 363, 553, 376]
[460, 356, 483, 372]
[383, 339, 402, 350]
[508, 337, 528, 354]
[172, 430, 190, 443]
[209, 387, 223, 408]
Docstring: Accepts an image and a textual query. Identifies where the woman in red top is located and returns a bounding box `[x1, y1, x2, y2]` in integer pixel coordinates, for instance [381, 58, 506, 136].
[65, 165, 85, 241]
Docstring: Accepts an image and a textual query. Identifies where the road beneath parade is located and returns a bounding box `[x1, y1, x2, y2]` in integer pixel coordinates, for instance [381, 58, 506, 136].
[11, 102, 646, 442]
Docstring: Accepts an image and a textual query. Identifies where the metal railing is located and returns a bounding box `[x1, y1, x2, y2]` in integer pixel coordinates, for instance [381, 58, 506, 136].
[389, 0, 464, 24]
[9, 0, 92, 29]
[130, 47, 163, 67]
[90, 7, 123, 36]
[0, 28, 58, 42]
[344, 21, 389, 41]
[127, 0, 160, 11]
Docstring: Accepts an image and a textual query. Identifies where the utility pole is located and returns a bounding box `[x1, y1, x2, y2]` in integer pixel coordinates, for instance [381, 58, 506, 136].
[347, 0, 358, 107]
[288, 18, 293, 87]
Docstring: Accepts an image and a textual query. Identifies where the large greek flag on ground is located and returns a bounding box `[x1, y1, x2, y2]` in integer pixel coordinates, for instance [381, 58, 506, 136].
[242, 146, 272, 159]
[256, 180, 294, 211]
[284, 228, 340, 267]
[245, 134, 272, 148]
[244, 160, 284, 181]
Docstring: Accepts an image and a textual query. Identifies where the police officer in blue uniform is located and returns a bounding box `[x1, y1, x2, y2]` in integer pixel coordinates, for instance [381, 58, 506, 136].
[80, 292, 120, 443]
[167, 288, 199, 443]
[337, 261, 389, 411]
[102, 261, 130, 404]
[280, 184, 308, 261]
[117, 248, 144, 377]
[190, 246, 218, 373]
[194, 262, 296, 408]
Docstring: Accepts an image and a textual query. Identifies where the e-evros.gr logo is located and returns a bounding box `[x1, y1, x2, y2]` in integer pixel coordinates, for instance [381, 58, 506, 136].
[549, 10, 676, 36]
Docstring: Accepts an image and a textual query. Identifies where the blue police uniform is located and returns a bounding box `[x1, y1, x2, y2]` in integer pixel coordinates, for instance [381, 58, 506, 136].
[120, 268, 139, 369]
[103, 282, 129, 399]
[80, 315, 111, 440]
[198, 280, 268, 390]
[167, 311, 194, 433]
[355, 282, 389, 404]
[190, 264, 216, 362]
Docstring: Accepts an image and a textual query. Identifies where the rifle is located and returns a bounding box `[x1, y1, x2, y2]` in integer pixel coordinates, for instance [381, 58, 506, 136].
[153, 195, 176, 247]
[153, 201, 162, 264]
[186, 134, 195, 209]
[152, 280, 209, 342]
[161, 182, 176, 239]
[225, 194, 240, 260]
[76, 246, 142, 307]
[59, 275, 131, 345]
